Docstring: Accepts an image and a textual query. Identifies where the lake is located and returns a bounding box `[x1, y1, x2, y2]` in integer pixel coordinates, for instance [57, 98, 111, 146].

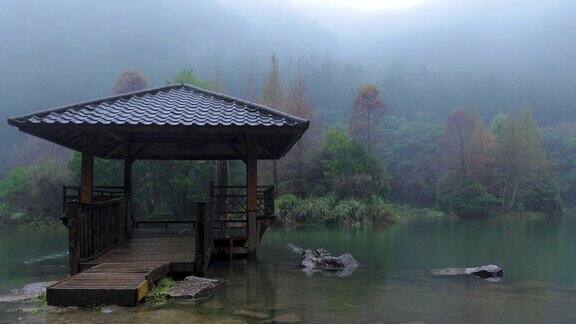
[1, 212, 576, 323]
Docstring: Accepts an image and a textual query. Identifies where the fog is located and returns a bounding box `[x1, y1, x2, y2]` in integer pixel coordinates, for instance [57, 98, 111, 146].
[0, 0, 575, 173]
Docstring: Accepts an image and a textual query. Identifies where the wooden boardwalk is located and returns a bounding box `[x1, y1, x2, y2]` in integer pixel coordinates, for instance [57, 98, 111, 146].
[47, 230, 196, 306]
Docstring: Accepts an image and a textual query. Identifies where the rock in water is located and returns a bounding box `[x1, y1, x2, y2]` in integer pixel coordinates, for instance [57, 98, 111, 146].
[466, 265, 504, 278]
[165, 276, 223, 299]
[0, 281, 57, 302]
[289, 244, 358, 277]
[430, 264, 504, 280]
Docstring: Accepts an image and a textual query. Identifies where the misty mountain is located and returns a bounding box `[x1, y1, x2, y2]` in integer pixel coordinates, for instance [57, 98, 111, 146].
[0, 0, 574, 174]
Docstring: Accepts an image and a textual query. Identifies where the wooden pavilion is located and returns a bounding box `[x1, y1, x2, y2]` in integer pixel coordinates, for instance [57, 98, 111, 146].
[7, 84, 309, 305]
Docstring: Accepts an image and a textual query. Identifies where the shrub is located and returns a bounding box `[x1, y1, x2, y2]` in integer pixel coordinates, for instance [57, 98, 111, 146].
[522, 176, 563, 215]
[317, 128, 389, 199]
[367, 195, 397, 225]
[436, 174, 498, 218]
[275, 194, 335, 227]
[331, 198, 367, 227]
[0, 160, 70, 223]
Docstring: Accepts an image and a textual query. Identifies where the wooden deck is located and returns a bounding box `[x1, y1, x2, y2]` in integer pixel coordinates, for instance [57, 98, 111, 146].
[47, 230, 196, 306]
[81, 229, 196, 272]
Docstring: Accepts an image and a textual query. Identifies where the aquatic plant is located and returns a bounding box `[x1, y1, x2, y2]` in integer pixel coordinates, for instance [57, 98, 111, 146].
[149, 277, 175, 304]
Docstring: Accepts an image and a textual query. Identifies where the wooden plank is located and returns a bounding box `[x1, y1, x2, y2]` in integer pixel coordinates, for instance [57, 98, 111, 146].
[47, 261, 168, 306]
[49, 230, 202, 306]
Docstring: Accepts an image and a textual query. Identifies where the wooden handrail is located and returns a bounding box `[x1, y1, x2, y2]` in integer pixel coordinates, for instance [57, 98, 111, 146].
[65, 197, 130, 275]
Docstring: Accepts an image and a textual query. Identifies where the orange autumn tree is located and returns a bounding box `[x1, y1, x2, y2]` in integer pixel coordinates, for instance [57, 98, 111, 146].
[113, 69, 149, 94]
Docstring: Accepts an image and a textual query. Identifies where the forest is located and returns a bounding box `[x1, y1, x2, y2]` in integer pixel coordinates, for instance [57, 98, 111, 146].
[0, 0, 575, 226]
[1, 53, 574, 227]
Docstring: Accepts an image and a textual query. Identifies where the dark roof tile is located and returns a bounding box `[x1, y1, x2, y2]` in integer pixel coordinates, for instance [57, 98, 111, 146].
[8, 84, 307, 128]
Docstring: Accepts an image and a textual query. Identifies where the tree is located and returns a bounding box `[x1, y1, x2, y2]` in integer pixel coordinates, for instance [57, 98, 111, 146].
[440, 109, 496, 185]
[314, 128, 389, 199]
[282, 59, 319, 195]
[260, 52, 283, 109]
[244, 63, 257, 102]
[260, 52, 285, 185]
[436, 173, 497, 218]
[495, 108, 561, 213]
[167, 69, 211, 89]
[113, 70, 149, 94]
[349, 85, 387, 152]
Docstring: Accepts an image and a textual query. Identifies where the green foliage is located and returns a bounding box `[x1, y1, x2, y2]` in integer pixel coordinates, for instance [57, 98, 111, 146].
[522, 176, 563, 215]
[167, 69, 212, 89]
[275, 194, 444, 228]
[436, 173, 498, 218]
[490, 112, 508, 138]
[384, 115, 443, 204]
[0, 160, 70, 223]
[316, 127, 389, 199]
[495, 108, 563, 213]
[149, 277, 175, 304]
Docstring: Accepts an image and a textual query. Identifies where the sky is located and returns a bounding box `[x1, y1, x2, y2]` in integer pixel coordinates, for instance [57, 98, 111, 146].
[291, 0, 429, 12]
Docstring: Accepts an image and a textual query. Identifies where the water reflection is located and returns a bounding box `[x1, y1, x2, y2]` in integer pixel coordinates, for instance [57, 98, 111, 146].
[1, 213, 576, 323]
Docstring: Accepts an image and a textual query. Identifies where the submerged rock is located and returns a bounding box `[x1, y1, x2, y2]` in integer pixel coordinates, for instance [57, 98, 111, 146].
[269, 314, 302, 323]
[289, 244, 358, 277]
[0, 281, 57, 302]
[201, 299, 224, 310]
[233, 309, 270, 319]
[165, 276, 223, 299]
[430, 265, 504, 280]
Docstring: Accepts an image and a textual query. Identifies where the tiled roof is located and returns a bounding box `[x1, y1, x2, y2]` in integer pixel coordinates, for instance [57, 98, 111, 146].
[8, 84, 307, 128]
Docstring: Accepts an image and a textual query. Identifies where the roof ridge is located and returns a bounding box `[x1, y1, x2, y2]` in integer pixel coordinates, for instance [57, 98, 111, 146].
[181, 84, 309, 124]
[7, 84, 181, 125]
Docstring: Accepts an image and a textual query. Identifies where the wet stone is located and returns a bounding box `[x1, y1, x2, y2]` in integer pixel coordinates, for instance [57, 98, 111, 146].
[0, 281, 57, 302]
[101, 305, 120, 314]
[166, 276, 223, 299]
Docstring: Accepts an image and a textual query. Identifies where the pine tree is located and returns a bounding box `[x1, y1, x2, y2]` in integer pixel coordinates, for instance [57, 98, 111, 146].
[260, 52, 285, 185]
[260, 52, 283, 109]
[495, 108, 560, 212]
[283, 59, 317, 194]
[349, 85, 386, 152]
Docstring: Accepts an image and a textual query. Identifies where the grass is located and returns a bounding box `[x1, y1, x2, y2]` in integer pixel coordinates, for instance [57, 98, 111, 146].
[275, 194, 451, 228]
[27, 293, 49, 314]
[149, 277, 175, 304]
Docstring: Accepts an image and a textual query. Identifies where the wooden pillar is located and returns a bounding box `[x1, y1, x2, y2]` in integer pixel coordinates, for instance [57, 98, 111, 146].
[246, 137, 258, 254]
[124, 157, 133, 235]
[79, 136, 94, 204]
[67, 203, 80, 275]
[195, 201, 213, 276]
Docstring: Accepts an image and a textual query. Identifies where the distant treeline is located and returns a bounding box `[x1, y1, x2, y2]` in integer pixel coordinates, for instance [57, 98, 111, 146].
[1, 54, 574, 225]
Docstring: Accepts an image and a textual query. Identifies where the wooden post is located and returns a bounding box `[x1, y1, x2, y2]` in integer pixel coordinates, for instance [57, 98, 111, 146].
[245, 137, 258, 254]
[124, 157, 133, 235]
[79, 136, 94, 204]
[67, 203, 80, 275]
[195, 201, 213, 276]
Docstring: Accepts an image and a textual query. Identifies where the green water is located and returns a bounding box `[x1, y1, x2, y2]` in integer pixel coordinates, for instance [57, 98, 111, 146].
[1, 213, 576, 323]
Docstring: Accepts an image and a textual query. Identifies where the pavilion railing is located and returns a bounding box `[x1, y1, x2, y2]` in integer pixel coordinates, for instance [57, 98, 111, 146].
[63, 197, 130, 274]
[62, 186, 125, 213]
[209, 183, 275, 239]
